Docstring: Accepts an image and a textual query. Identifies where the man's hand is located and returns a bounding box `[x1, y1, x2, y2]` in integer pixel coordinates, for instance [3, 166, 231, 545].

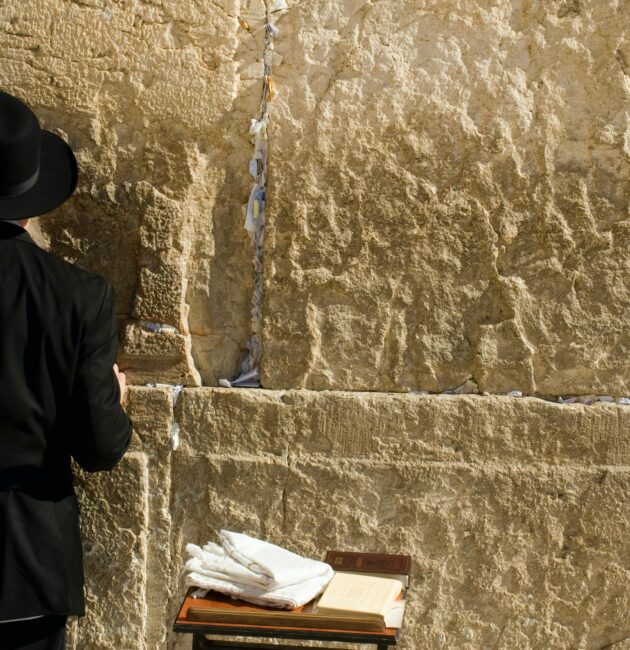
[113, 363, 127, 404]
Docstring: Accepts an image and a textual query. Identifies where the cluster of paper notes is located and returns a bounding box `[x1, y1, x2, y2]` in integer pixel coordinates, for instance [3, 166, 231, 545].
[220, 5, 288, 389]
[417, 378, 630, 406]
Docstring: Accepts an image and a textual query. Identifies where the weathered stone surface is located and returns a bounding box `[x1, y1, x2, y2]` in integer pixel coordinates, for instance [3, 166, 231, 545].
[181, 389, 630, 465]
[0, 0, 261, 385]
[74, 453, 149, 649]
[262, 0, 630, 394]
[286, 462, 630, 649]
[119, 324, 201, 386]
[177, 386, 290, 457]
[71, 387, 174, 650]
[125, 388, 179, 650]
[2, 1, 629, 648]
[170, 388, 630, 649]
[5, 1, 627, 393]
[58, 387, 630, 649]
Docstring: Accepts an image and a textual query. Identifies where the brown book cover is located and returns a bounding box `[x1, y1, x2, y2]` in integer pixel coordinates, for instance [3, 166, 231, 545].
[182, 591, 387, 632]
[324, 550, 412, 586]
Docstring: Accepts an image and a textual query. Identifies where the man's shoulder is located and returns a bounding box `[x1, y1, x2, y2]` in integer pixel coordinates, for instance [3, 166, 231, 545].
[31, 245, 111, 297]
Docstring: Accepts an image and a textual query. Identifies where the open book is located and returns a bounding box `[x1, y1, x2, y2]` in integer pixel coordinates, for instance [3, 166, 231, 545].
[315, 572, 402, 624]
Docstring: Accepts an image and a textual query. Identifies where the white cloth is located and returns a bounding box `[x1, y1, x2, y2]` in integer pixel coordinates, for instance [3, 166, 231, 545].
[219, 530, 331, 590]
[184, 531, 334, 609]
[185, 542, 271, 588]
[185, 569, 332, 609]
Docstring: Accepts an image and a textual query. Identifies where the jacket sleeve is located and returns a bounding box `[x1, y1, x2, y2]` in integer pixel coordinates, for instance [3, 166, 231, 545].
[68, 280, 133, 472]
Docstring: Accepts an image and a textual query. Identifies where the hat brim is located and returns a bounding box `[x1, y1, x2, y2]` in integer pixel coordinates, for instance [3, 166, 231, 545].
[0, 130, 78, 221]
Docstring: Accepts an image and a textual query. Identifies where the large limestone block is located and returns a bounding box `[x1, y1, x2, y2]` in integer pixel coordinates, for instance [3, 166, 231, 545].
[179, 389, 630, 465]
[283, 461, 630, 649]
[0, 0, 262, 385]
[125, 388, 180, 650]
[177, 386, 292, 457]
[70, 387, 174, 650]
[74, 452, 149, 650]
[173, 389, 630, 649]
[168, 453, 289, 649]
[119, 324, 201, 386]
[262, 0, 630, 394]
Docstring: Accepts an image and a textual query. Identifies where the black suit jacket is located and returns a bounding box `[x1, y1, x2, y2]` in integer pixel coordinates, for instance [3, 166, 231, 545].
[0, 221, 132, 620]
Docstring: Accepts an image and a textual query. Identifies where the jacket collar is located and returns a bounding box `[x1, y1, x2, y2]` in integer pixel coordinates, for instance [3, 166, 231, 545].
[0, 221, 37, 246]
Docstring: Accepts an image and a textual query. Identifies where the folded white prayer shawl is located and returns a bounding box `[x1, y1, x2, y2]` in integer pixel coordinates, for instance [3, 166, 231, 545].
[185, 570, 332, 609]
[219, 530, 330, 590]
[185, 543, 270, 589]
[184, 531, 334, 609]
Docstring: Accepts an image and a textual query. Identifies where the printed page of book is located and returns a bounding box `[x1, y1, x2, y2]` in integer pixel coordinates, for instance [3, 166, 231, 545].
[316, 573, 402, 618]
[336, 570, 408, 589]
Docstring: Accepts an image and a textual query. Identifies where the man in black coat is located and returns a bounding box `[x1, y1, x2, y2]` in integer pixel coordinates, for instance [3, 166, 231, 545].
[0, 91, 133, 650]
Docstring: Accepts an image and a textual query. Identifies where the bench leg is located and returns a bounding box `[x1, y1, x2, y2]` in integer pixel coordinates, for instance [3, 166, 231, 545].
[192, 633, 206, 649]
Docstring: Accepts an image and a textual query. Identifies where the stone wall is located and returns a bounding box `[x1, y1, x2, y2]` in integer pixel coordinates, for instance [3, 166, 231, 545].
[75, 388, 630, 649]
[1, 0, 629, 649]
[262, 0, 630, 395]
[0, 0, 262, 386]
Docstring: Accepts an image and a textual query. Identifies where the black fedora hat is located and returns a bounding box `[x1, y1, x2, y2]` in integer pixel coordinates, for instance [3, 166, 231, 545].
[0, 91, 78, 220]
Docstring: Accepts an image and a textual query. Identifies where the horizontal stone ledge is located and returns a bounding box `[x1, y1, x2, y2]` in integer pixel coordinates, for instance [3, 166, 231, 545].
[163, 388, 630, 466]
[169, 453, 630, 473]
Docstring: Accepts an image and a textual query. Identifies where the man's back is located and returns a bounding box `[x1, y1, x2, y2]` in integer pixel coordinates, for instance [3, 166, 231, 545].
[0, 220, 132, 620]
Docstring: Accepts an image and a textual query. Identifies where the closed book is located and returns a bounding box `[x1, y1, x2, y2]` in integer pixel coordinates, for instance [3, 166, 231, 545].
[316, 572, 402, 623]
[324, 550, 412, 588]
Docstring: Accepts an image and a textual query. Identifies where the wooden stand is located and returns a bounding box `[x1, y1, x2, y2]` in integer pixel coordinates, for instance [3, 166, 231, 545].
[173, 589, 399, 650]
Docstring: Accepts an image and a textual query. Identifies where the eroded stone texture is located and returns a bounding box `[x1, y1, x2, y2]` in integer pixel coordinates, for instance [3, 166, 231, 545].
[169, 388, 630, 649]
[74, 453, 149, 649]
[262, 0, 630, 394]
[285, 462, 630, 649]
[0, 0, 264, 385]
[124, 388, 179, 650]
[71, 387, 174, 650]
[180, 389, 630, 465]
[1, 1, 629, 649]
[55, 388, 630, 649]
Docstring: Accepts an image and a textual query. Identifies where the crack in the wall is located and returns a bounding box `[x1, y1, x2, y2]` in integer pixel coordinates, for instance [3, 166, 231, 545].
[220, 0, 288, 389]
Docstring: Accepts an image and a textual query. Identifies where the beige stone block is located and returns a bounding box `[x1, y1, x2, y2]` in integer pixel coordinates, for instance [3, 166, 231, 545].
[178, 387, 291, 457]
[168, 453, 289, 647]
[280, 460, 630, 649]
[133, 264, 188, 331]
[70, 387, 176, 650]
[74, 452, 149, 650]
[127, 387, 180, 649]
[60, 388, 630, 649]
[126, 386, 175, 454]
[261, 0, 630, 394]
[119, 324, 201, 386]
[170, 454, 288, 553]
[178, 389, 630, 466]
[171, 390, 630, 647]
